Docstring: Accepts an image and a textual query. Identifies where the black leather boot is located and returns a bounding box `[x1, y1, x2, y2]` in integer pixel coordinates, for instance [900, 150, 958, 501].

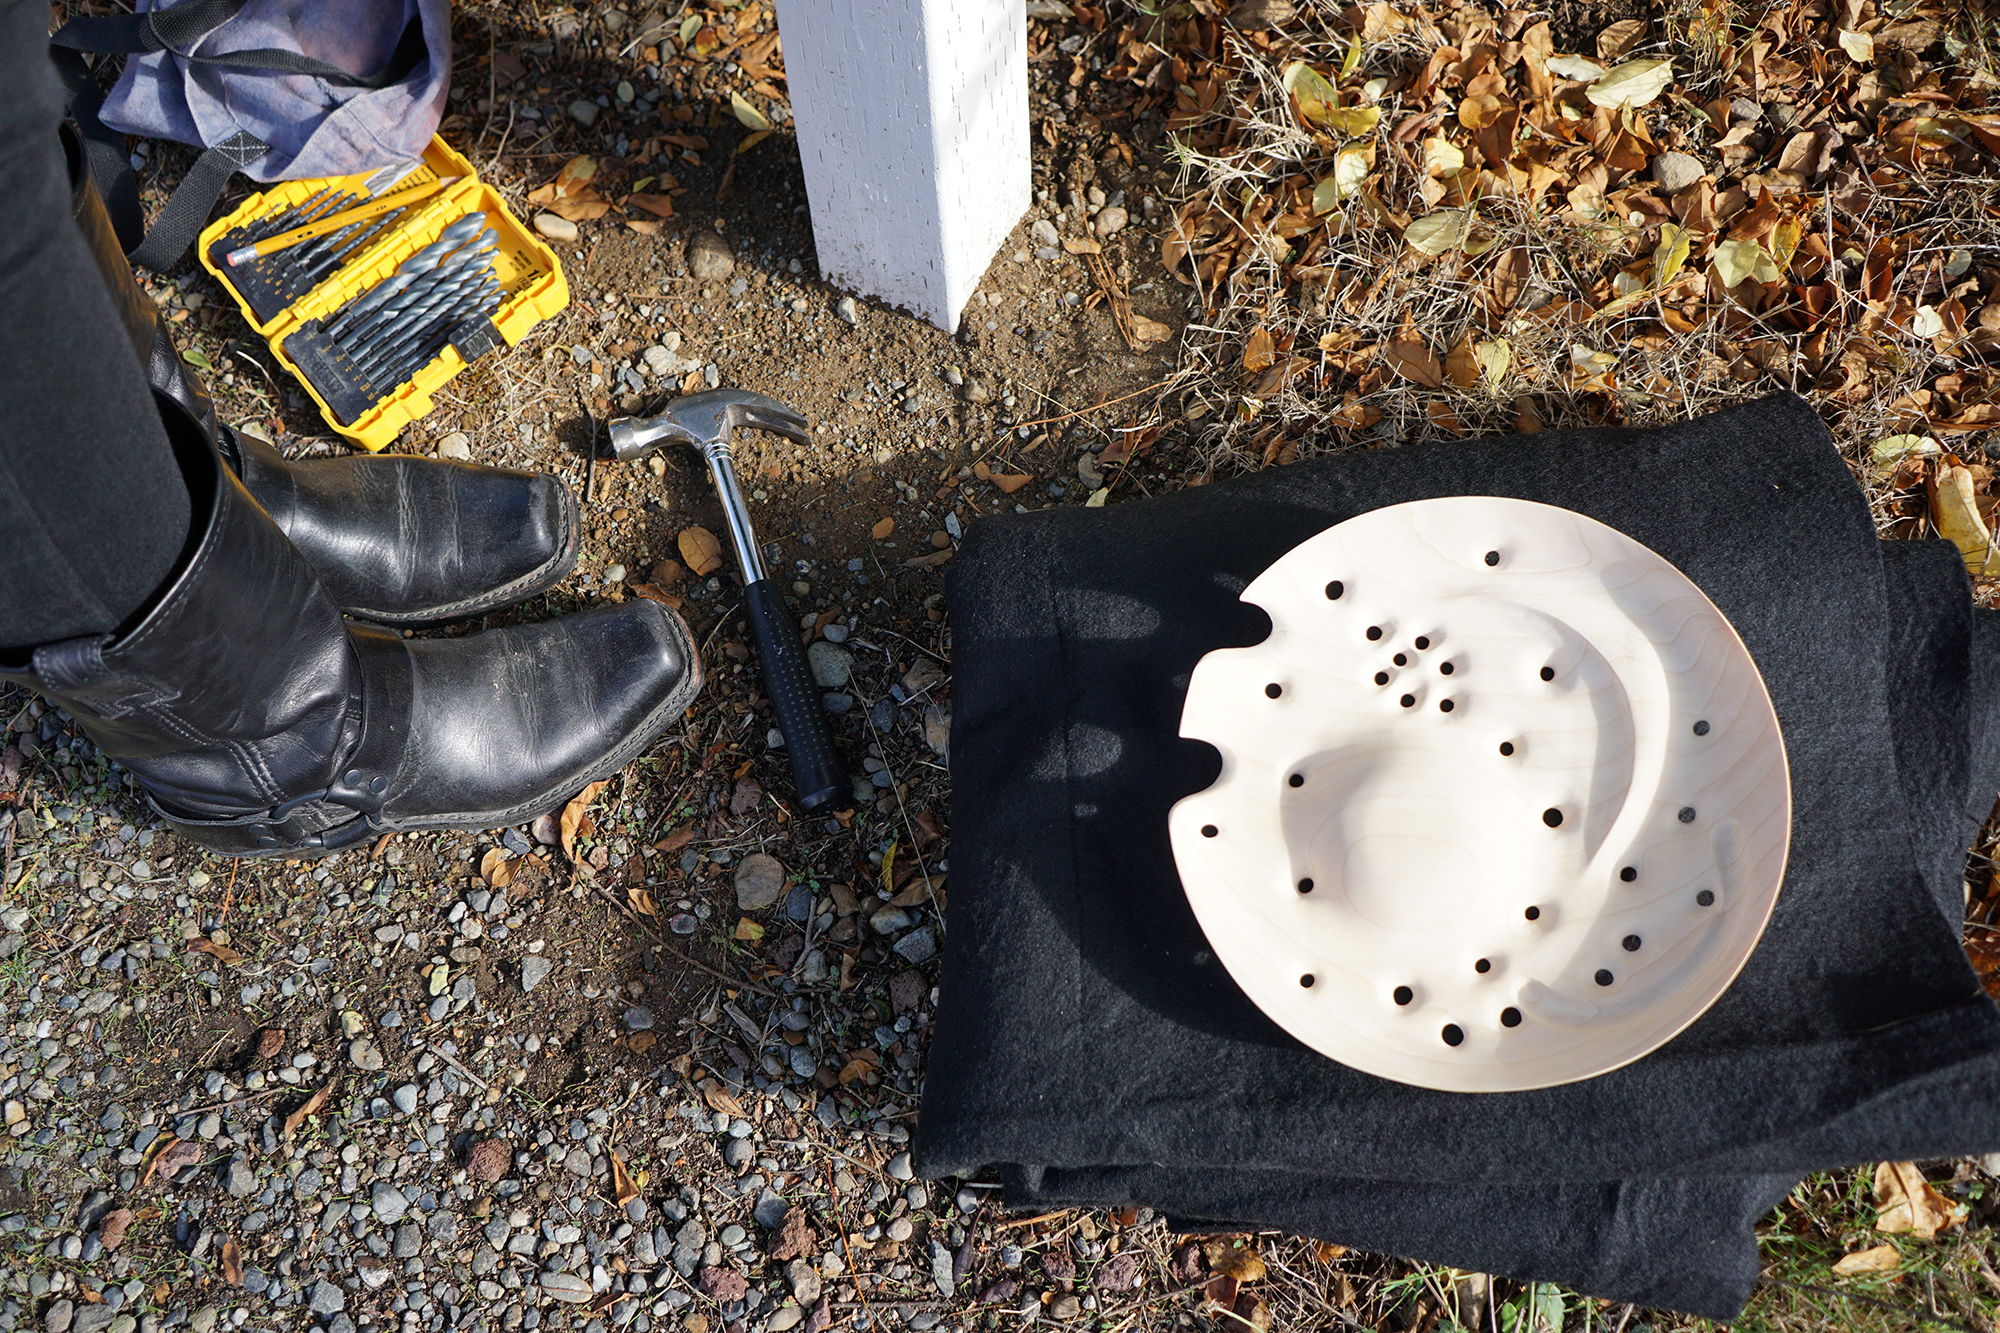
[64, 125, 579, 627]
[1, 395, 701, 858]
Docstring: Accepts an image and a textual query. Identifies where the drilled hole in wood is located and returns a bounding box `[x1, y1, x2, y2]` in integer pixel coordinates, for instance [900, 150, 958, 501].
[1540, 666, 1556, 682]
[1299, 974, 1316, 989]
[1442, 1024, 1465, 1046]
[1393, 985, 1413, 1005]
[1595, 969, 1615, 986]
[1678, 806, 1697, 823]
[1693, 719, 1710, 736]
[1543, 808, 1564, 828]
[1374, 671, 1390, 685]
[1393, 653, 1408, 666]
[1325, 580, 1344, 600]
[1297, 878, 1314, 894]
[1264, 683, 1283, 699]
[1366, 625, 1383, 641]
[1201, 824, 1218, 838]
[1288, 773, 1304, 788]
[1499, 741, 1515, 756]
[1620, 866, 1637, 883]
[1523, 906, 1540, 921]
[1501, 1007, 1523, 1028]
[1484, 551, 1500, 566]
[1622, 935, 1642, 952]
[1474, 958, 1491, 974]
[1697, 889, 1715, 907]
[1439, 699, 1455, 713]
[1440, 662, 1455, 675]
[1414, 636, 1431, 650]
[1400, 694, 1416, 708]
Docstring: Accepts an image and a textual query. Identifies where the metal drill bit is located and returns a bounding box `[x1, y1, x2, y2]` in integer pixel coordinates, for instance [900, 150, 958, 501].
[250, 187, 353, 242]
[326, 218, 492, 345]
[353, 275, 500, 378]
[293, 208, 406, 287]
[337, 235, 497, 351]
[362, 282, 502, 387]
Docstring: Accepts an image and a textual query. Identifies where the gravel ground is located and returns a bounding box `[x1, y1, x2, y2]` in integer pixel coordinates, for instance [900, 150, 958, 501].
[0, 6, 1254, 1333]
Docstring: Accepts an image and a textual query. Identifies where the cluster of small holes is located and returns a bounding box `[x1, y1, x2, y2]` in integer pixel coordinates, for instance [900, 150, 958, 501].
[1278, 549, 1723, 1052]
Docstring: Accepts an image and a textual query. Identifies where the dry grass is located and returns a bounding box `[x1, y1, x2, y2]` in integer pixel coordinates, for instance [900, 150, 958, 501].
[1128, 0, 2000, 1328]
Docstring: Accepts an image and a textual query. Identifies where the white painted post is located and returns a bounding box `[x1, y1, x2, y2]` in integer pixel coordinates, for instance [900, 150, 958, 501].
[772, 0, 1029, 333]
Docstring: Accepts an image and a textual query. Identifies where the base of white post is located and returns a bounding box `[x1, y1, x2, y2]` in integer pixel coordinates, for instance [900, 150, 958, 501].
[774, 0, 1029, 333]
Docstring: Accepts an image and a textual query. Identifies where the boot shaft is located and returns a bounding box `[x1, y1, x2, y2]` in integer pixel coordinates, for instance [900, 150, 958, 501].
[0, 395, 358, 826]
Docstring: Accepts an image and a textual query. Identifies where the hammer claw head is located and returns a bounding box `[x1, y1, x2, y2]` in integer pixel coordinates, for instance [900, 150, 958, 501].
[606, 387, 811, 461]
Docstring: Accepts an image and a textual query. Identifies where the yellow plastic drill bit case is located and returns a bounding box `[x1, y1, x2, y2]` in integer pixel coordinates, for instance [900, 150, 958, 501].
[198, 135, 568, 452]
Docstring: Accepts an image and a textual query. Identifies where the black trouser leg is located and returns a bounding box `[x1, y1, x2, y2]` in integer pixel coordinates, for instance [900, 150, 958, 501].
[0, 0, 191, 654]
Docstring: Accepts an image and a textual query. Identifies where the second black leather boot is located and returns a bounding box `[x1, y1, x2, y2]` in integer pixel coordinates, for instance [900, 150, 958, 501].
[1, 394, 701, 858]
[64, 124, 580, 626]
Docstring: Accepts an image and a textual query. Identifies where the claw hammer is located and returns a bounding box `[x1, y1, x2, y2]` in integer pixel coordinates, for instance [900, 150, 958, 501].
[608, 389, 848, 811]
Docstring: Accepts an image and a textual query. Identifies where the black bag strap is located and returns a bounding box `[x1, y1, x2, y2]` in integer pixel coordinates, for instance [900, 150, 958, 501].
[52, 2, 428, 91]
[49, 1, 429, 270]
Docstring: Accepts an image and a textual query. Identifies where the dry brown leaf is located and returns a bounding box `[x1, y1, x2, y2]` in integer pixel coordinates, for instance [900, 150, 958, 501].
[255, 1028, 285, 1060]
[990, 473, 1033, 494]
[678, 526, 724, 577]
[1062, 238, 1103, 255]
[1833, 1243, 1902, 1276]
[190, 937, 243, 966]
[144, 1136, 204, 1187]
[560, 780, 612, 863]
[609, 1149, 640, 1205]
[1130, 315, 1173, 345]
[282, 1081, 332, 1140]
[871, 516, 895, 540]
[97, 1208, 134, 1251]
[479, 847, 517, 888]
[1936, 465, 1997, 576]
[629, 583, 683, 610]
[700, 1082, 747, 1118]
[1875, 1161, 1966, 1238]
[654, 824, 695, 854]
[837, 1057, 875, 1085]
[554, 155, 598, 197]
[1443, 334, 1481, 390]
[1242, 327, 1276, 373]
[221, 1238, 244, 1286]
[1202, 1238, 1267, 1283]
[1596, 18, 1648, 59]
[626, 193, 676, 219]
[1383, 339, 1444, 388]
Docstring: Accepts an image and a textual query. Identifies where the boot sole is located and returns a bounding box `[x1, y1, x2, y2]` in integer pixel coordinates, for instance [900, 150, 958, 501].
[340, 481, 582, 627]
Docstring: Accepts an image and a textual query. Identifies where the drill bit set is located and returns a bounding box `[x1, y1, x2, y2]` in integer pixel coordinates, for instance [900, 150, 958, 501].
[199, 136, 568, 451]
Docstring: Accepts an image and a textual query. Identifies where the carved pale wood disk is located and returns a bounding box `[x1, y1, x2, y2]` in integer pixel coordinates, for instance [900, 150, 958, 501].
[1170, 497, 1791, 1092]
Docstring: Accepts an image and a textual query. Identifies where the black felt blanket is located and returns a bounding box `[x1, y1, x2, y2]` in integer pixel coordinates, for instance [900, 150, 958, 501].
[914, 393, 2000, 1318]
